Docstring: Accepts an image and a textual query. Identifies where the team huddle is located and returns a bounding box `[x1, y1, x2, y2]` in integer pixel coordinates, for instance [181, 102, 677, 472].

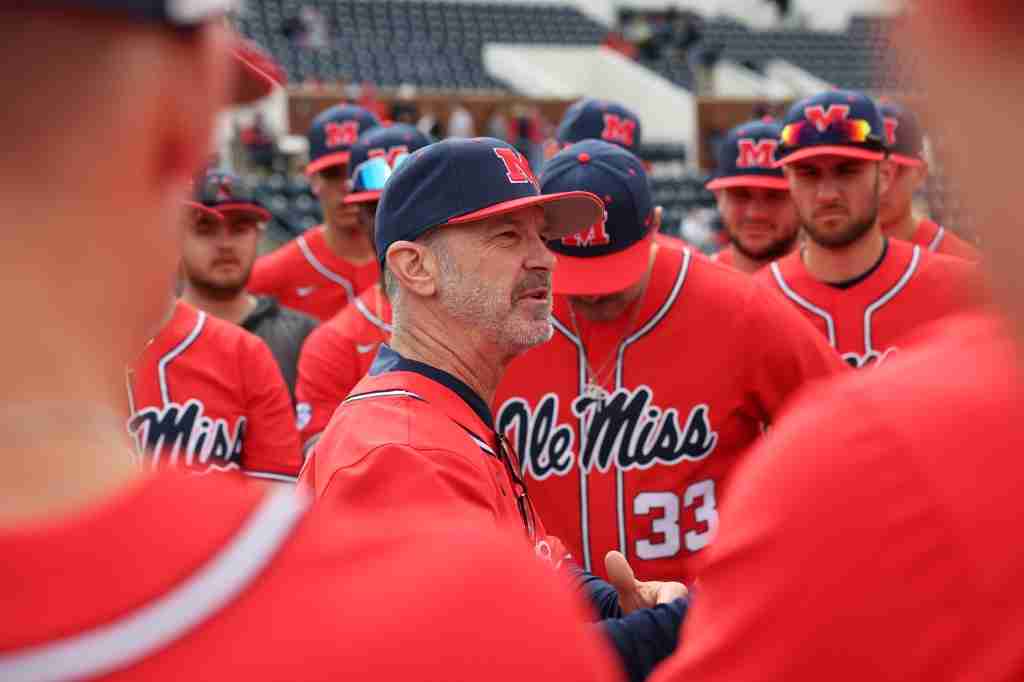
[4, 2, 1023, 681]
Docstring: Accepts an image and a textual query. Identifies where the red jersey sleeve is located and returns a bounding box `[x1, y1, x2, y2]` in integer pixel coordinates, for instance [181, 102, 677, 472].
[246, 250, 285, 299]
[650, 382, 949, 682]
[240, 335, 303, 479]
[295, 323, 360, 452]
[738, 281, 849, 421]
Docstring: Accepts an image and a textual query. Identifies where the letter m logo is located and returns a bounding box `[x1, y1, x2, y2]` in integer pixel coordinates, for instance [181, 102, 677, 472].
[804, 104, 850, 133]
[735, 138, 778, 169]
[368, 145, 410, 166]
[325, 121, 360, 148]
[493, 148, 539, 190]
[601, 114, 636, 147]
[561, 216, 611, 247]
[883, 117, 899, 146]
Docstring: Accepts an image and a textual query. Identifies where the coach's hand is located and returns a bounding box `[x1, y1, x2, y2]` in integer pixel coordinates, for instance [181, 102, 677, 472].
[605, 550, 686, 615]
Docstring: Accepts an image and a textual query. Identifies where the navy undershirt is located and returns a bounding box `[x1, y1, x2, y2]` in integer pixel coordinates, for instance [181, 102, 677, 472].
[822, 238, 889, 290]
[369, 344, 687, 681]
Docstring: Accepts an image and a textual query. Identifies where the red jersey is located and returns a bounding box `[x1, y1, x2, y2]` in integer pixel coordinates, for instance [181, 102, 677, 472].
[494, 246, 848, 582]
[651, 312, 1024, 682]
[709, 245, 734, 267]
[302, 345, 561, 558]
[0, 472, 620, 681]
[911, 217, 981, 260]
[295, 283, 392, 453]
[248, 226, 379, 322]
[127, 300, 302, 482]
[756, 239, 979, 368]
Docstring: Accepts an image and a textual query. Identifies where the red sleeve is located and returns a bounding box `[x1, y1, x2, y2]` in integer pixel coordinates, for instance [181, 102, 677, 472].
[940, 230, 981, 261]
[651, 384, 952, 682]
[295, 322, 359, 453]
[240, 335, 303, 479]
[316, 441, 502, 529]
[738, 281, 849, 421]
[246, 252, 281, 298]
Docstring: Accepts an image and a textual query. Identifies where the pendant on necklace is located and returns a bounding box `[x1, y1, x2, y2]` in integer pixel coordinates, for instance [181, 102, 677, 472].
[583, 382, 609, 404]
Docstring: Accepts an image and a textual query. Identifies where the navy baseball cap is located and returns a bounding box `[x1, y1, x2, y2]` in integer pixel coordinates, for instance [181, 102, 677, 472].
[50, 1, 283, 105]
[344, 124, 434, 205]
[541, 140, 655, 296]
[306, 104, 381, 176]
[556, 99, 643, 155]
[776, 90, 888, 167]
[187, 170, 270, 223]
[880, 102, 926, 167]
[375, 137, 603, 267]
[706, 119, 788, 191]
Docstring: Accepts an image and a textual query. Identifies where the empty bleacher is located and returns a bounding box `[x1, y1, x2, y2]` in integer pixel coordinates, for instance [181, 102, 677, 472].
[237, 1, 607, 90]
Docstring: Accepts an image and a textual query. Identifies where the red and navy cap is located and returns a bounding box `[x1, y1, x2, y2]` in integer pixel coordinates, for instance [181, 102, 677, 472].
[556, 99, 643, 155]
[344, 124, 434, 205]
[187, 170, 270, 223]
[706, 119, 788, 191]
[540, 140, 655, 295]
[776, 90, 888, 167]
[48, 0, 283, 105]
[880, 102, 926, 167]
[305, 104, 381, 176]
[375, 137, 603, 267]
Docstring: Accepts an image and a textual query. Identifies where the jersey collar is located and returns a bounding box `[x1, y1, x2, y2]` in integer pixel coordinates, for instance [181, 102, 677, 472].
[369, 344, 495, 430]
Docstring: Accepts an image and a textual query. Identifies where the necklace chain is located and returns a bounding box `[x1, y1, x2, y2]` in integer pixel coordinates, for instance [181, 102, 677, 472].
[565, 296, 645, 398]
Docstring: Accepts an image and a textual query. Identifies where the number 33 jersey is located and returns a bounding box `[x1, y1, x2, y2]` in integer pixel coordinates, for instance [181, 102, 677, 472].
[495, 246, 848, 582]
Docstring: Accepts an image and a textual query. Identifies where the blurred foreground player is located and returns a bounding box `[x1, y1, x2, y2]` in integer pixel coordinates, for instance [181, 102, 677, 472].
[301, 138, 687, 682]
[248, 104, 380, 321]
[757, 90, 979, 368]
[182, 169, 318, 401]
[877, 101, 980, 259]
[708, 119, 800, 273]
[495, 140, 845, 583]
[0, 6, 621, 681]
[651, 4, 1024, 680]
[294, 124, 431, 453]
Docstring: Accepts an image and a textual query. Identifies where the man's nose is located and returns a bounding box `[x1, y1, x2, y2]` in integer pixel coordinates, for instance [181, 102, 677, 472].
[525, 229, 557, 271]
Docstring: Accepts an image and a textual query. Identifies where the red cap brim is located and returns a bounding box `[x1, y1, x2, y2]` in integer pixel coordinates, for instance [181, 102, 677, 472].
[215, 203, 272, 222]
[705, 175, 790, 191]
[185, 201, 224, 221]
[552, 232, 654, 295]
[343, 190, 383, 205]
[306, 152, 351, 176]
[890, 153, 925, 168]
[446, 191, 604, 240]
[774, 146, 885, 167]
[231, 38, 286, 105]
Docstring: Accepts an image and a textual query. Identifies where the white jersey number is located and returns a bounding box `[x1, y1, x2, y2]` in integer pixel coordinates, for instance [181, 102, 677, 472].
[634, 479, 719, 560]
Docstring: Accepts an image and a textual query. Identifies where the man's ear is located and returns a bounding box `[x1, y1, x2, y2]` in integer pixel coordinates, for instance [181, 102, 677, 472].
[877, 159, 897, 195]
[386, 241, 440, 298]
[309, 173, 323, 197]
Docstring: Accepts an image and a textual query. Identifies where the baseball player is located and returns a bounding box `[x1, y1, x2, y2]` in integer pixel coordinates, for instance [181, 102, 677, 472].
[247, 103, 381, 321]
[652, 4, 1024, 680]
[181, 169, 318, 401]
[0, 4, 625, 681]
[127, 297, 303, 481]
[494, 140, 847, 584]
[547, 97, 689, 253]
[877, 101, 980, 259]
[755, 90, 980, 369]
[707, 119, 800, 273]
[301, 137, 691, 682]
[294, 124, 431, 453]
